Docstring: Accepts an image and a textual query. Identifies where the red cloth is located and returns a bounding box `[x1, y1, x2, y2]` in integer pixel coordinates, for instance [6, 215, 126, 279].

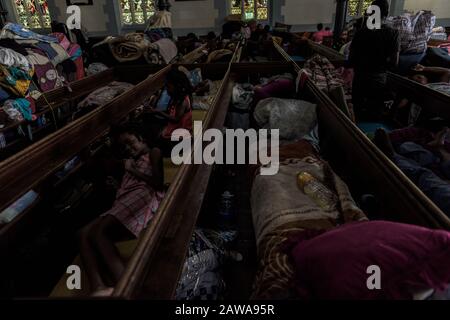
[285, 221, 450, 299]
[73, 55, 85, 80]
[161, 96, 192, 139]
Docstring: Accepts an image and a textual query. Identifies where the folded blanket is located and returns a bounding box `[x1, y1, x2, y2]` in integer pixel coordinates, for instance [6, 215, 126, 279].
[77, 81, 134, 109]
[109, 33, 150, 62]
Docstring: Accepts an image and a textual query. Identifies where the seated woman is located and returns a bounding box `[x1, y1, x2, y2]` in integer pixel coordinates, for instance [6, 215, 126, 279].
[79, 124, 164, 296]
[409, 64, 450, 95]
[143, 68, 193, 156]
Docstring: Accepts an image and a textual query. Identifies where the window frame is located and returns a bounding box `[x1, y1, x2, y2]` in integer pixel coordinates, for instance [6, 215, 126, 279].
[8, 0, 52, 31]
[230, 0, 270, 22]
[347, 0, 375, 18]
[117, 0, 157, 28]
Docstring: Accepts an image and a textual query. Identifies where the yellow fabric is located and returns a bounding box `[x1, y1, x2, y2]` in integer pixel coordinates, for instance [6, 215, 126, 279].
[0, 66, 34, 97]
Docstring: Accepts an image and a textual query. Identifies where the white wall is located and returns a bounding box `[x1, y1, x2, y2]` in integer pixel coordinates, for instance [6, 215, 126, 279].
[52, 0, 110, 34]
[281, 0, 335, 25]
[403, 0, 450, 19]
[170, 0, 218, 29]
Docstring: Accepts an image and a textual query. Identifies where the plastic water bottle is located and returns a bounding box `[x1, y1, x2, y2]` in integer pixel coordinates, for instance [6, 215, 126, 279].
[297, 172, 338, 211]
[218, 191, 234, 230]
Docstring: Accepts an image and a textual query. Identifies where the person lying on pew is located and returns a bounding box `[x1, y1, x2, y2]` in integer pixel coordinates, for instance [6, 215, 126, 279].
[374, 125, 450, 216]
[349, 0, 400, 120]
[143, 67, 193, 156]
[409, 64, 450, 95]
[79, 125, 164, 296]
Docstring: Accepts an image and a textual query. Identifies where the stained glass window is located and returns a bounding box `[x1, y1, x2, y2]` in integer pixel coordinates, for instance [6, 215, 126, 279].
[231, 0, 269, 21]
[348, 0, 375, 17]
[119, 0, 156, 25]
[14, 0, 51, 29]
[231, 0, 242, 16]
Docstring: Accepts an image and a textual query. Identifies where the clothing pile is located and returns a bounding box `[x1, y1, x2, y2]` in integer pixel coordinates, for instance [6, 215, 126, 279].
[386, 11, 435, 54]
[92, 32, 178, 65]
[77, 81, 134, 109]
[0, 23, 85, 125]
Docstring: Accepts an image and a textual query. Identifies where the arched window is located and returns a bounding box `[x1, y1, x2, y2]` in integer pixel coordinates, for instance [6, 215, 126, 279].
[348, 0, 374, 17]
[119, 0, 156, 25]
[13, 0, 51, 29]
[230, 0, 269, 21]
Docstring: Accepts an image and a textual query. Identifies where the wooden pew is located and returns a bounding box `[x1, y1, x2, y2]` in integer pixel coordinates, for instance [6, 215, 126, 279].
[109, 60, 448, 300]
[273, 40, 450, 230]
[178, 43, 208, 64]
[112, 65, 233, 300]
[306, 39, 345, 63]
[47, 64, 228, 298]
[387, 71, 450, 121]
[242, 38, 345, 67]
[0, 69, 116, 160]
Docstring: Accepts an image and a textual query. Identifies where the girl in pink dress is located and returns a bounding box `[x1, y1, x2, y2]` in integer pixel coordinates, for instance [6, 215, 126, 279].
[79, 125, 164, 296]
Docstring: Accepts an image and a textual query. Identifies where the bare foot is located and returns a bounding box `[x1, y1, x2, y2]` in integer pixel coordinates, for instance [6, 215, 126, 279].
[91, 287, 114, 297]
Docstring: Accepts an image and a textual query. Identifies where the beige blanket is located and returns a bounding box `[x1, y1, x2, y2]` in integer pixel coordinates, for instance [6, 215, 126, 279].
[251, 156, 367, 299]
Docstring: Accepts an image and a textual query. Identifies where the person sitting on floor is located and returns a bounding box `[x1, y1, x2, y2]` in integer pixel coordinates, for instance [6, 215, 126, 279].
[143, 67, 193, 156]
[409, 64, 450, 95]
[79, 124, 164, 296]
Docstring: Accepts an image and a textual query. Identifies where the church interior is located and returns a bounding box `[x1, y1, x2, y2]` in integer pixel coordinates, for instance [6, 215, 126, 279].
[0, 0, 450, 300]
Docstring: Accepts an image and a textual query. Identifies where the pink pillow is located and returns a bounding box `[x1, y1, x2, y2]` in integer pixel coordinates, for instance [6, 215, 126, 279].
[286, 221, 450, 300]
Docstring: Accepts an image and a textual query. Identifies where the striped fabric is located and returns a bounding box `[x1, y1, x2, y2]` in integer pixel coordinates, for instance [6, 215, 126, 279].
[386, 11, 436, 54]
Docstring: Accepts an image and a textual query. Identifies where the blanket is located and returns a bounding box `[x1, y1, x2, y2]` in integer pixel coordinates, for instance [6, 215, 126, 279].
[253, 98, 317, 142]
[25, 47, 64, 92]
[298, 54, 344, 93]
[250, 142, 367, 299]
[0, 23, 57, 43]
[77, 81, 134, 109]
[109, 33, 150, 62]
